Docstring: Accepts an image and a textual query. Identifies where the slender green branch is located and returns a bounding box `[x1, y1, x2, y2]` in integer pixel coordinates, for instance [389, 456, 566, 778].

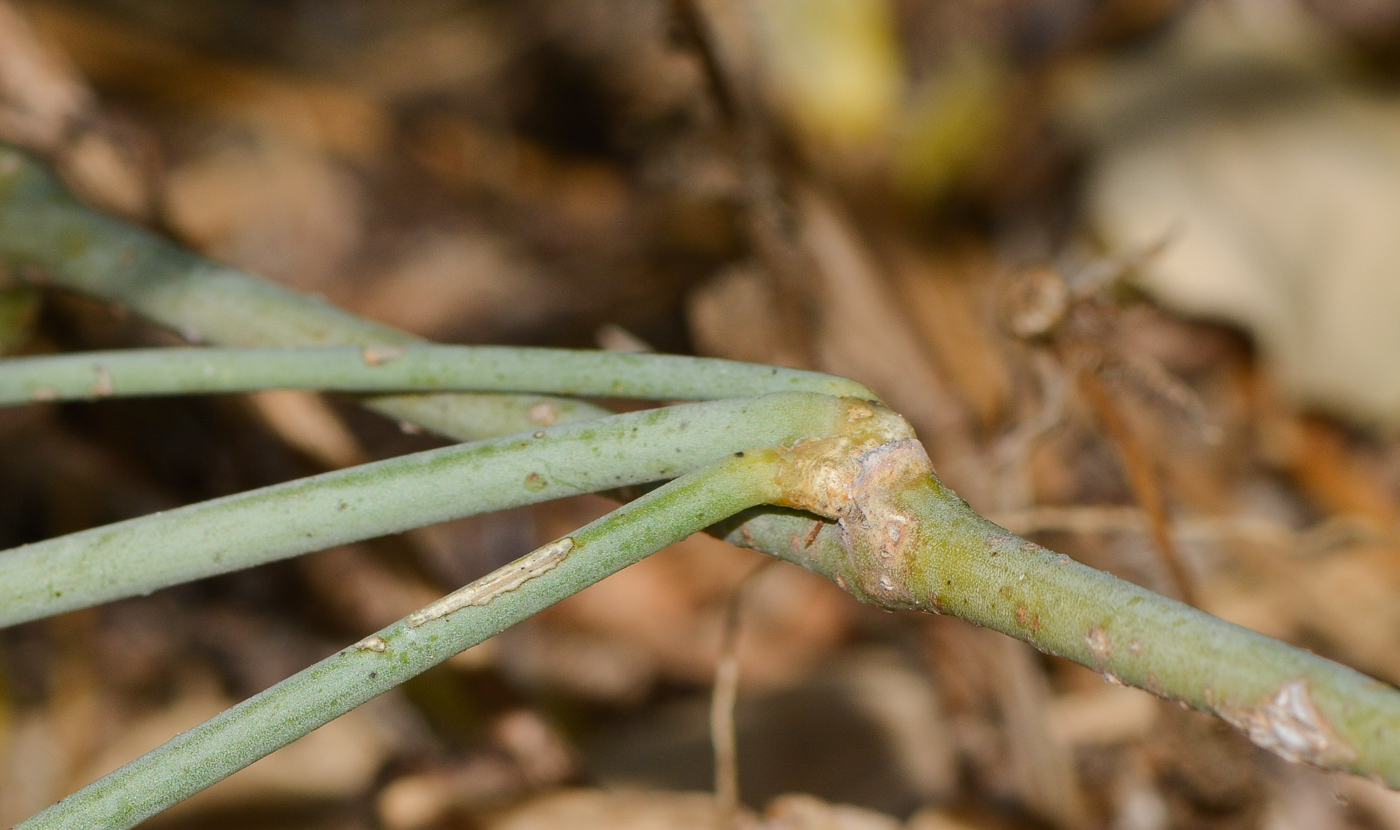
[0, 143, 811, 565]
[0, 145, 611, 439]
[16, 453, 783, 830]
[0, 345, 874, 407]
[0, 143, 841, 622]
[0, 392, 858, 628]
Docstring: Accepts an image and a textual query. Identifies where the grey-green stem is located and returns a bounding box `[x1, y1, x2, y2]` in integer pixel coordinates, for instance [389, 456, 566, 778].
[15, 454, 782, 830]
[0, 345, 874, 406]
[0, 392, 857, 628]
[731, 438, 1400, 785]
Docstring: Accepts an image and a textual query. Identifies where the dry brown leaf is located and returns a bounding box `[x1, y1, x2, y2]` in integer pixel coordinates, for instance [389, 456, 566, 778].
[163, 136, 366, 295]
[0, 0, 87, 148]
[353, 231, 559, 341]
[377, 756, 528, 830]
[924, 621, 1087, 829]
[762, 793, 900, 830]
[795, 187, 981, 498]
[327, 11, 514, 100]
[531, 495, 852, 692]
[892, 247, 1011, 430]
[67, 671, 397, 818]
[246, 389, 366, 469]
[298, 543, 441, 634]
[687, 264, 812, 369]
[0, 712, 64, 826]
[1044, 686, 1159, 748]
[481, 788, 757, 830]
[1079, 1, 1400, 429]
[0, 0, 152, 216]
[903, 809, 983, 830]
[23, 0, 391, 162]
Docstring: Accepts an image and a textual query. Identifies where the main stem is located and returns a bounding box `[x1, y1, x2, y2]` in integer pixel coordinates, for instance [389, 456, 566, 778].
[745, 436, 1400, 785]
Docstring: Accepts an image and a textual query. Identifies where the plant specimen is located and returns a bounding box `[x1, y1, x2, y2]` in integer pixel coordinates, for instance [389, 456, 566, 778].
[1, 146, 1398, 829]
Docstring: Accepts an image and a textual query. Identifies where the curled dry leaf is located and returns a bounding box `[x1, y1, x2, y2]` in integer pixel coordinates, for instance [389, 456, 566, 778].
[0, 0, 151, 216]
[1080, 2, 1400, 429]
[480, 788, 757, 830]
[163, 136, 366, 295]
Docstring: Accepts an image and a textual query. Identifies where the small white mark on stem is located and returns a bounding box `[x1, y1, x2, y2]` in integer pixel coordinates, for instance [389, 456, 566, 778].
[354, 635, 388, 653]
[1085, 626, 1114, 666]
[407, 537, 575, 628]
[529, 402, 558, 427]
[92, 366, 114, 397]
[32, 387, 59, 402]
[1218, 679, 1357, 767]
[362, 345, 407, 366]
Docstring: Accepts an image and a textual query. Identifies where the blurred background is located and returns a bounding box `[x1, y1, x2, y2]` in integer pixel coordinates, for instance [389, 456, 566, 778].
[5, 0, 1400, 827]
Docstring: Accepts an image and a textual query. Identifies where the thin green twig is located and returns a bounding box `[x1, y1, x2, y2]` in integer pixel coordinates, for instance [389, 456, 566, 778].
[15, 453, 782, 830]
[0, 345, 874, 406]
[0, 145, 602, 438]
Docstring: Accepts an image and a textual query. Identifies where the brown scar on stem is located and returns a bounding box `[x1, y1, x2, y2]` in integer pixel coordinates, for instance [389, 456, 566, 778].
[1085, 626, 1113, 667]
[1215, 679, 1358, 768]
[738, 524, 756, 548]
[361, 345, 407, 366]
[407, 537, 575, 628]
[802, 519, 824, 548]
[771, 400, 929, 606]
[1015, 603, 1041, 633]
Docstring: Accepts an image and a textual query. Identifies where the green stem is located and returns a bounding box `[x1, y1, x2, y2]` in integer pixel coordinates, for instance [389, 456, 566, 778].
[749, 445, 1400, 786]
[0, 392, 853, 628]
[15, 453, 782, 830]
[0, 345, 874, 406]
[0, 145, 609, 439]
[0, 142, 813, 569]
[0, 143, 841, 622]
[932, 494, 1400, 785]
